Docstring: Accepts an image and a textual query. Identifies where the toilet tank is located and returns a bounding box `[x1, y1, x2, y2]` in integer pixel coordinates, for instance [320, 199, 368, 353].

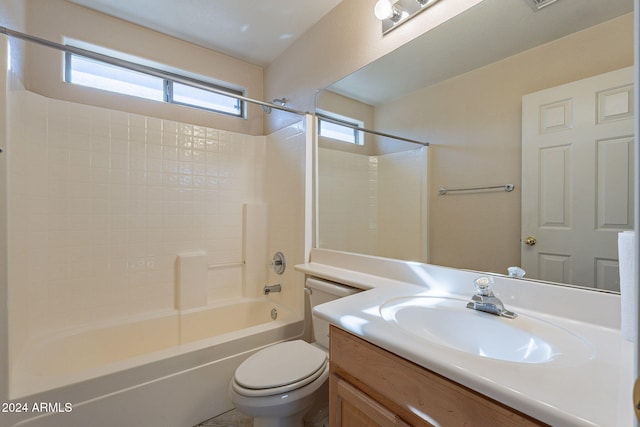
[306, 277, 361, 349]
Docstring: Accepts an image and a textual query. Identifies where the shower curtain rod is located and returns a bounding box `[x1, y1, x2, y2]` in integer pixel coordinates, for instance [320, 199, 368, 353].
[316, 112, 429, 146]
[1, 26, 431, 147]
[0, 26, 308, 116]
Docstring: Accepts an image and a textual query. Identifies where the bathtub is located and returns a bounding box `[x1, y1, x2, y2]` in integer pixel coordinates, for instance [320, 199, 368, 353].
[6, 298, 303, 427]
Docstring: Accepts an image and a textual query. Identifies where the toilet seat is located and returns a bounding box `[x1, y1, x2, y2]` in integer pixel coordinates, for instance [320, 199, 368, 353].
[232, 340, 328, 397]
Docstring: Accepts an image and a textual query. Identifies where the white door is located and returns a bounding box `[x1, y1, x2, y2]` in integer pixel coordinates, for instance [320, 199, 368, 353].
[522, 67, 634, 291]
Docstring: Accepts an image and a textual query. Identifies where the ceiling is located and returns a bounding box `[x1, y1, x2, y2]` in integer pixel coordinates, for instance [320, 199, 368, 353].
[66, 0, 343, 66]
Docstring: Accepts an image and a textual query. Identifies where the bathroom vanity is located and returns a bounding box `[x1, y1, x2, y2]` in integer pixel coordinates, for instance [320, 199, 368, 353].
[297, 249, 634, 427]
[329, 326, 546, 426]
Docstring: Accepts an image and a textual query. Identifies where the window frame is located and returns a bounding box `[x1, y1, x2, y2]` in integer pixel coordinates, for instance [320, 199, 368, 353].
[166, 80, 244, 117]
[64, 51, 245, 118]
[317, 112, 365, 145]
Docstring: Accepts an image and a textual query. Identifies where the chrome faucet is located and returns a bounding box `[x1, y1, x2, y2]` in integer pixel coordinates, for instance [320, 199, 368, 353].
[263, 284, 281, 295]
[466, 277, 517, 319]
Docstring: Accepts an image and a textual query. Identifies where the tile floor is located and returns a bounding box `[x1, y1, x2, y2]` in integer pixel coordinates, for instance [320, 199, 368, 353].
[195, 407, 329, 427]
[195, 409, 253, 427]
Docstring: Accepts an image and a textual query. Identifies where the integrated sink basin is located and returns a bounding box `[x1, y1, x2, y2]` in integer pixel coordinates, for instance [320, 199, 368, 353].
[380, 296, 594, 364]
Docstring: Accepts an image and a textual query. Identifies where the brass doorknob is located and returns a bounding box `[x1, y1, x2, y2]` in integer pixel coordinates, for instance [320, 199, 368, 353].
[524, 236, 537, 246]
[634, 377, 640, 420]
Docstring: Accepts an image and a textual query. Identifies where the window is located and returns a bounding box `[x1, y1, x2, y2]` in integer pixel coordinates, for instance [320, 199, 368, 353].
[169, 81, 242, 116]
[65, 52, 244, 117]
[66, 54, 164, 101]
[317, 112, 365, 145]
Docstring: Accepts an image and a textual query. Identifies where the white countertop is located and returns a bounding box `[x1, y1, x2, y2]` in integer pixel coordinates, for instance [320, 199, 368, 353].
[297, 251, 634, 427]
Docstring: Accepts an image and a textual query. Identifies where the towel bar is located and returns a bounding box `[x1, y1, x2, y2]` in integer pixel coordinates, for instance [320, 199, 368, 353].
[438, 184, 514, 195]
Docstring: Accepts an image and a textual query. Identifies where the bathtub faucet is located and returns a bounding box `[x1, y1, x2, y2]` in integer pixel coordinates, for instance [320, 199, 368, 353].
[263, 284, 281, 295]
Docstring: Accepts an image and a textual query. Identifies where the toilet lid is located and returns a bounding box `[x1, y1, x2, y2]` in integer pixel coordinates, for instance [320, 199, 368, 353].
[235, 340, 327, 390]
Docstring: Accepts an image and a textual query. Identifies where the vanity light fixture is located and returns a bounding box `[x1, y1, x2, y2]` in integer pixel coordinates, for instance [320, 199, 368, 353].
[375, 0, 442, 35]
[374, 0, 402, 22]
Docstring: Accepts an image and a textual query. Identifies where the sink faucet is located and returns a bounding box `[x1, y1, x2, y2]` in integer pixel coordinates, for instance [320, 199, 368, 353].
[466, 277, 517, 319]
[263, 284, 281, 295]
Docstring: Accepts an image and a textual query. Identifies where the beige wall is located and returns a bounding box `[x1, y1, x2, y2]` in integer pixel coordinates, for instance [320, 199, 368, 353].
[22, 0, 265, 135]
[0, 0, 23, 28]
[0, 0, 26, 86]
[375, 13, 634, 274]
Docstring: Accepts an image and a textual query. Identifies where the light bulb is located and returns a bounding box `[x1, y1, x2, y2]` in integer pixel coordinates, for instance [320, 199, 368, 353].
[374, 0, 394, 20]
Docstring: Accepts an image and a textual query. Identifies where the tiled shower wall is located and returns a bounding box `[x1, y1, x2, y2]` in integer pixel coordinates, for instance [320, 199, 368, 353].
[318, 147, 427, 261]
[377, 149, 427, 261]
[318, 148, 378, 255]
[8, 90, 266, 339]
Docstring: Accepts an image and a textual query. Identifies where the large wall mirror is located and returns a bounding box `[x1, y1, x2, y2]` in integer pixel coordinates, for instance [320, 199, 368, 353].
[315, 0, 634, 292]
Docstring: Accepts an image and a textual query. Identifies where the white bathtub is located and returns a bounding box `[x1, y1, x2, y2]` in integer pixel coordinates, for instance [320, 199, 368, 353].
[6, 298, 303, 427]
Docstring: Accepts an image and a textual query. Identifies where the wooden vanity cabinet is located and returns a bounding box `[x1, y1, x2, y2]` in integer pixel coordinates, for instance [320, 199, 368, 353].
[329, 326, 548, 427]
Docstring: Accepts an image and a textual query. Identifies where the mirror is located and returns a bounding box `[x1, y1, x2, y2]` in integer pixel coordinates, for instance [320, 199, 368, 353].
[315, 0, 635, 292]
[316, 113, 430, 262]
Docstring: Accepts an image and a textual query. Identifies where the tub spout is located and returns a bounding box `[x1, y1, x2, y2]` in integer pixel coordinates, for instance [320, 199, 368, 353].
[263, 284, 281, 295]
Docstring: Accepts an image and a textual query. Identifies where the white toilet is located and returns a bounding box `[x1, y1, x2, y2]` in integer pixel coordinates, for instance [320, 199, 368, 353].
[229, 278, 360, 427]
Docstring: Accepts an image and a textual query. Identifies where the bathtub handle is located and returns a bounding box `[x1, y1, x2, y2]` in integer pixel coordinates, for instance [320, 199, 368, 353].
[271, 252, 286, 275]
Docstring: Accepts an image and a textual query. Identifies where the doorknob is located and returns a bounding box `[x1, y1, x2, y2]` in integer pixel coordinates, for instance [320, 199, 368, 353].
[524, 236, 537, 246]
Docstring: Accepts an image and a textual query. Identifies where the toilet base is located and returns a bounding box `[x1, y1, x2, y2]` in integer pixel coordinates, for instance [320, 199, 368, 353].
[236, 379, 329, 427]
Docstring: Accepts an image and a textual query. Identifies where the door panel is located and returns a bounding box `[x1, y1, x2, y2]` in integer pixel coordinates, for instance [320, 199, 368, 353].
[522, 67, 634, 291]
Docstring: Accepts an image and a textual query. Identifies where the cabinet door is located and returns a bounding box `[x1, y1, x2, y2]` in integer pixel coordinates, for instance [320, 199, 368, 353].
[330, 374, 413, 427]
